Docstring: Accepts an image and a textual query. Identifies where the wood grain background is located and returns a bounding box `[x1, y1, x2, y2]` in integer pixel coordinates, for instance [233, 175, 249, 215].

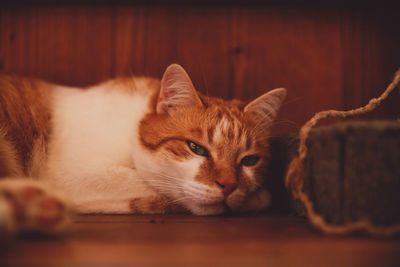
[0, 3, 399, 134]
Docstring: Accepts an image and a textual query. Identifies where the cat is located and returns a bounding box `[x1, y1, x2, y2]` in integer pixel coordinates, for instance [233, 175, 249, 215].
[0, 64, 286, 235]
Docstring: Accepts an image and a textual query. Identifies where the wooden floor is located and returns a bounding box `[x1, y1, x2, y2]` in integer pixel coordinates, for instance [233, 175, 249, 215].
[1, 214, 399, 266]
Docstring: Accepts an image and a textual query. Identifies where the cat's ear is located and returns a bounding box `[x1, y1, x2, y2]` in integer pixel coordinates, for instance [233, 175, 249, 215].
[156, 64, 203, 114]
[244, 88, 287, 126]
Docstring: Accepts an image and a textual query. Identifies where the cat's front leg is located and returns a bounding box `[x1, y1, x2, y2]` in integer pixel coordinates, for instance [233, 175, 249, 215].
[129, 195, 187, 214]
[69, 165, 187, 214]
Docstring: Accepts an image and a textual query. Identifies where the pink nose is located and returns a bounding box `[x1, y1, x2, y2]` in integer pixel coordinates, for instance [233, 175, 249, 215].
[215, 178, 237, 197]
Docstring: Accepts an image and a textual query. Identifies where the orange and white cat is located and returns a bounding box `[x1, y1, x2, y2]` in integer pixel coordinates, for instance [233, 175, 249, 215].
[0, 64, 286, 235]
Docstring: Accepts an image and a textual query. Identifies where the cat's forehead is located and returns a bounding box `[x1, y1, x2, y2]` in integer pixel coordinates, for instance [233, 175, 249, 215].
[193, 103, 261, 152]
[201, 96, 244, 119]
[208, 115, 249, 151]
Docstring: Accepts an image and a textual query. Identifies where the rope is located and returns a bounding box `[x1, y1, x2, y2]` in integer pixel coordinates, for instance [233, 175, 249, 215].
[285, 69, 400, 236]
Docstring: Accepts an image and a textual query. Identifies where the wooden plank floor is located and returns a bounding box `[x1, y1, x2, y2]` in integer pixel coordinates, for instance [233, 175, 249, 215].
[1, 214, 399, 266]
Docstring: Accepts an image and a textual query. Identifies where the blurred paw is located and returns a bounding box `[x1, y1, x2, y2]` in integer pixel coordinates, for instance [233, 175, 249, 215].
[243, 188, 271, 211]
[230, 188, 271, 212]
[0, 178, 71, 235]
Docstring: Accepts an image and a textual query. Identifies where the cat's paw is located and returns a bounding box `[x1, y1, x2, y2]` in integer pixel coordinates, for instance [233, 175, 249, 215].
[0, 178, 71, 236]
[233, 188, 271, 212]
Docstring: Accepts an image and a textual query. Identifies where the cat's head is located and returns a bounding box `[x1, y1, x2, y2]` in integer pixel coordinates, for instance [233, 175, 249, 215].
[137, 64, 286, 215]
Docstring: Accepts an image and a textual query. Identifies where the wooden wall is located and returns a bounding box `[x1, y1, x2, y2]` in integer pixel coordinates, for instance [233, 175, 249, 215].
[0, 3, 399, 134]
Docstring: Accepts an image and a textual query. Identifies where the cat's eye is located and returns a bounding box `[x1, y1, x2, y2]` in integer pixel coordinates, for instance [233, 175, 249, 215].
[187, 141, 209, 157]
[240, 155, 260, 167]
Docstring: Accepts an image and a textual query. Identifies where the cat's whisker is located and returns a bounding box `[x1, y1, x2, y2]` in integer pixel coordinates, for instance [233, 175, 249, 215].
[140, 169, 184, 181]
[250, 118, 270, 136]
[140, 180, 182, 190]
[274, 119, 298, 126]
[142, 178, 181, 189]
[169, 196, 194, 204]
[199, 63, 210, 98]
[137, 170, 181, 181]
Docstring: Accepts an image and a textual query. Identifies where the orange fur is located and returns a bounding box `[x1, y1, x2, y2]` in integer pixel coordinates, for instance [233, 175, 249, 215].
[0, 75, 53, 176]
[0, 131, 23, 177]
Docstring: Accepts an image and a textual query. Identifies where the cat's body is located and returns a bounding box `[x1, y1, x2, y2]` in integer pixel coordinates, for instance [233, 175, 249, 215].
[0, 64, 286, 235]
[44, 78, 161, 213]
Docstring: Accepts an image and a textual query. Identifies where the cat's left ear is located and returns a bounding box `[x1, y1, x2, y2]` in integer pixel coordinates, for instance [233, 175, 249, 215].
[157, 64, 203, 115]
[244, 88, 287, 125]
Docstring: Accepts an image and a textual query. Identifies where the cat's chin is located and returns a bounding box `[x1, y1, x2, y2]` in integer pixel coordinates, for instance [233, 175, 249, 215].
[185, 202, 226, 216]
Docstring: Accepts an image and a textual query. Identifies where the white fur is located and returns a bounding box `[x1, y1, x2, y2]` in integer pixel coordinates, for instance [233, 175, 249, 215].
[42, 82, 158, 213]
[213, 118, 229, 144]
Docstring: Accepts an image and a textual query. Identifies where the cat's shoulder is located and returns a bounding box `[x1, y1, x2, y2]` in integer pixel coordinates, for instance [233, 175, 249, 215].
[99, 76, 160, 96]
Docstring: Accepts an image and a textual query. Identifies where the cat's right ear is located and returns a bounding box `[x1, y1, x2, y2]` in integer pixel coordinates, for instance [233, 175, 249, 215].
[156, 64, 203, 115]
[244, 88, 287, 126]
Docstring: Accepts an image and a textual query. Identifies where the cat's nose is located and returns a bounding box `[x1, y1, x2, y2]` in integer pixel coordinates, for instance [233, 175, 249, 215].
[215, 178, 237, 198]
